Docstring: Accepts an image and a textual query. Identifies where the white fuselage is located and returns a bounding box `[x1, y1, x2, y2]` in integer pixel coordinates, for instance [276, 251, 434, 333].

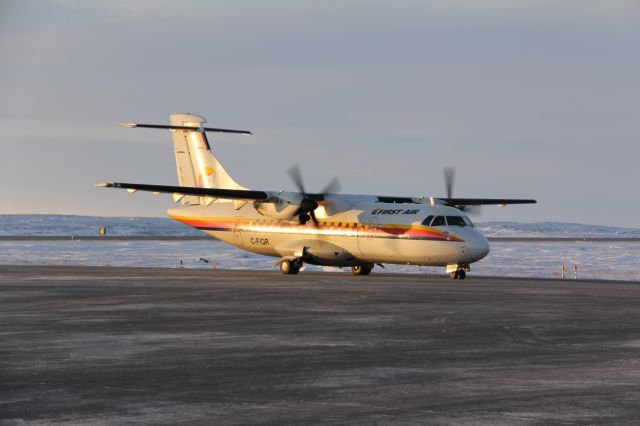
[168, 195, 490, 268]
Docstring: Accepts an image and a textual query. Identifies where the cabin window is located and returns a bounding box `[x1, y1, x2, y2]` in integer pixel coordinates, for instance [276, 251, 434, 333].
[446, 216, 467, 227]
[431, 216, 446, 226]
[422, 215, 434, 226]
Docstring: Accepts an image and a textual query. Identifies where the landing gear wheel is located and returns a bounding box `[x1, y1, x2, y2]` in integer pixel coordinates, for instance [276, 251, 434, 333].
[352, 264, 373, 276]
[280, 259, 300, 275]
[449, 269, 466, 280]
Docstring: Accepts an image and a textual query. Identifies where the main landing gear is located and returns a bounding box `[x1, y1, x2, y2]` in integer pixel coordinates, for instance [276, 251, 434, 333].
[279, 259, 375, 276]
[447, 264, 469, 280]
[351, 264, 373, 276]
[279, 259, 302, 275]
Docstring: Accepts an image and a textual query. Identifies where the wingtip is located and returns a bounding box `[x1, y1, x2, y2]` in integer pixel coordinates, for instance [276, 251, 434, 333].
[119, 122, 137, 128]
[94, 182, 112, 187]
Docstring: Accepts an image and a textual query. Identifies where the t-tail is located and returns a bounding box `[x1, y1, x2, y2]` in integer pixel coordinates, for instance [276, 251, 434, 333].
[120, 113, 251, 205]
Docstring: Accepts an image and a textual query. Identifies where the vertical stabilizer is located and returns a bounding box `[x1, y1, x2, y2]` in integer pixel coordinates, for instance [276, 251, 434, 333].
[169, 113, 247, 204]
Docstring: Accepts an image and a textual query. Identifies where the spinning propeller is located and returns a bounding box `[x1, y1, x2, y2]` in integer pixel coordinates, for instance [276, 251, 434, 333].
[288, 164, 341, 226]
[443, 166, 481, 215]
[444, 166, 455, 202]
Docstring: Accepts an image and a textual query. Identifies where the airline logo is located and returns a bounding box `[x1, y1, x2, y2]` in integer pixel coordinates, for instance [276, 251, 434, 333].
[197, 167, 216, 188]
[371, 208, 420, 215]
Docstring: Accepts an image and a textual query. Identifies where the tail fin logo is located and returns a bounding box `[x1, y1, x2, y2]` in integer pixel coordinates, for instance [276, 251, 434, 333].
[197, 167, 216, 188]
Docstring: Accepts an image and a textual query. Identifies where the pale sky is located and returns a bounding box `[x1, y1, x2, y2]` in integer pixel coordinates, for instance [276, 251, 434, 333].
[1, 0, 639, 226]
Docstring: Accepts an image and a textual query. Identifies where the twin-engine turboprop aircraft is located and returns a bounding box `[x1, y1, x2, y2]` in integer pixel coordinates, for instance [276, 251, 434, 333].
[98, 113, 535, 279]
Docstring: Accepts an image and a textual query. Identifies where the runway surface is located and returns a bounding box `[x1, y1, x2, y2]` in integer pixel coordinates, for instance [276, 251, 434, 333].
[2, 265, 640, 425]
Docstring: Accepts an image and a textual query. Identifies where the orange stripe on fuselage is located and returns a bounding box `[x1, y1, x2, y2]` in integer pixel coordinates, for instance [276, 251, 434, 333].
[169, 215, 464, 242]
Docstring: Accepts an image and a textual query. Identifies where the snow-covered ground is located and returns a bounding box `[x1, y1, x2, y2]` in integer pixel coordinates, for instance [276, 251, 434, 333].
[1, 238, 638, 281]
[1, 215, 639, 281]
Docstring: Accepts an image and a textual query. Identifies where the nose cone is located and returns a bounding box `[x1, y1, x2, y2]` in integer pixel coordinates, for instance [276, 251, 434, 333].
[467, 232, 490, 263]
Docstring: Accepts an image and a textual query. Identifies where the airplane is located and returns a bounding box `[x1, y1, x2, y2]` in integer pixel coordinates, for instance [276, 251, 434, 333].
[97, 113, 536, 279]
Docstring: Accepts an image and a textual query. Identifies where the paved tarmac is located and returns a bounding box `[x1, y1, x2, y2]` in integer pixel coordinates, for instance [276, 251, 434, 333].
[1, 265, 640, 425]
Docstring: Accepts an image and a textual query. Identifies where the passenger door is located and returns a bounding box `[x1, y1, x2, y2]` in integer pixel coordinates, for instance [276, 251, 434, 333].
[357, 217, 379, 257]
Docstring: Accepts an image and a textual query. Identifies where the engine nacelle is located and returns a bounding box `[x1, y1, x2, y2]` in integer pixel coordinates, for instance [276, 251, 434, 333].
[254, 192, 308, 222]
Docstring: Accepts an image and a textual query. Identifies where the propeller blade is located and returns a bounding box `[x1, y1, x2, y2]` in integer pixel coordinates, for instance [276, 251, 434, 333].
[461, 205, 482, 216]
[287, 164, 341, 228]
[299, 197, 319, 212]
[320, 177, 341, 195]
[444, 166, 455, 200]
[309, 210, 319, 227]
[288, 164, 306, 194]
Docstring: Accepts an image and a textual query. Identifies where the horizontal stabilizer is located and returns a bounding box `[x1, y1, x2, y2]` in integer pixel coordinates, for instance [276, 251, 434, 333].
[120, 123, 252, 135]
[96, 182, 269, 200]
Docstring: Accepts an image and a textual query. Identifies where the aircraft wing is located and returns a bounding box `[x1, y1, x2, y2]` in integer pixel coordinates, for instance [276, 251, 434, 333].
[97, 182, 536, 206]
[437, 198, 537, 206]
[96, 182, 270, 200]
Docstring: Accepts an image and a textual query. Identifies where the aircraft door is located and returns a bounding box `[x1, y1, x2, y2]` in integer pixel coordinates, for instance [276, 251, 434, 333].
[357, 217, 378, 257]
[233, 217, 243, 246]
[365, 218, 378, 239]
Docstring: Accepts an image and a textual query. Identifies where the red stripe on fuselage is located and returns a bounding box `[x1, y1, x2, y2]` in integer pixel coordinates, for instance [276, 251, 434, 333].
[171, 216, 464, 242]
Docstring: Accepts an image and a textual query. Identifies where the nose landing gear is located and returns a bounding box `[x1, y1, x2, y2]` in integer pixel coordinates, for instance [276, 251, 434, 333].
[447, 264, 469, 280]
[449, 269, 466, 280]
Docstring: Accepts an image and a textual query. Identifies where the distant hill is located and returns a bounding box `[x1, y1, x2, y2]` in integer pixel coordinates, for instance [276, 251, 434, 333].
[478, 221, 640, 238]
[1, 214, 639, 239]
[0, 215, 200, 237]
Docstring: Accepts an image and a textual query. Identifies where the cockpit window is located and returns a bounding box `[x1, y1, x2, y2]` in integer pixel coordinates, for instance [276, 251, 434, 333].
[446, 216, 467, 227]
[431, 216, 446, 226]
[462, 216, 474, 227]
[422, 215, 434, 226]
